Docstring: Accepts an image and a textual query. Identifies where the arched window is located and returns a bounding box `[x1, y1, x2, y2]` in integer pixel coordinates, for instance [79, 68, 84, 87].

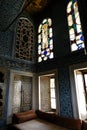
[67, 0, 85, 51]
[15, 18, 34, 62]
[38, 18, 54, 62]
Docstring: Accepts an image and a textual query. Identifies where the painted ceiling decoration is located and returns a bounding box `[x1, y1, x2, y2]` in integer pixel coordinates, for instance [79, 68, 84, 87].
[24, 0, 50, 13]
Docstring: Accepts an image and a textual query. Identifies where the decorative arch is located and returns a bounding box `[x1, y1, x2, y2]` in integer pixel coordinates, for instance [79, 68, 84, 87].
[38, 18, 54, 62]
[15, 17, 34, 62]
[67, 0, 85, 51]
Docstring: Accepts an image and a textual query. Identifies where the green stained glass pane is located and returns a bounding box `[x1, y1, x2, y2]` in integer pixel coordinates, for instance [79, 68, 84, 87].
[48, 18, 52, 26]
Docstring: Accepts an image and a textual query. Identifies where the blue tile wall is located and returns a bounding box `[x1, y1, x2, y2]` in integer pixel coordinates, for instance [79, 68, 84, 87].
[0, 0, 25, 31]
[0, 56, 35, 72]
[0, 0, 35, 127]
[0, 0, 25, 57]
[0, 0, 35, 72]
[58, 67, 73, 117]
[0, 30, 14, 57]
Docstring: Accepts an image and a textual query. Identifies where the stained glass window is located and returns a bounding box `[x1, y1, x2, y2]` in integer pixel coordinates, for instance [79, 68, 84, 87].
[38, 18, 54, 62]
[67, 0, 85, 51]
[15, 18, 34, 61]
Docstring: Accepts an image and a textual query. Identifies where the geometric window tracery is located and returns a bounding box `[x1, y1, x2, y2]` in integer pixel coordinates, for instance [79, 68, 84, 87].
[15, 18, 34, 61]
[38, 18, 54, 62]
[67, 0, 85, 52]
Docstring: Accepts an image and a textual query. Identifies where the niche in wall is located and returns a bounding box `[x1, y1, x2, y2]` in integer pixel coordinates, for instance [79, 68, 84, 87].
[12, 74, 32, 113]
[0, 69, 7, 118]
[7, 70, 36, 124]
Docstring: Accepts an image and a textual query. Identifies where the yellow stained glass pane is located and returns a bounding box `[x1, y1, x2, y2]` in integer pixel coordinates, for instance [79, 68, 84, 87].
[75, 13, 80, 23]
[67, 1, 72, 13]
[49, 32, 52, 38]
[69, 28, 74, 35]
[38, 57, 42, 62]
[41, 54, 44, 58]
[73, 2, 78, 11]
[47, 48, 50, 51]
[48, 18, 52, 26]
[49, 28, 52, 33]
[50, 44, 53, 50]
[42, 19, 47, 24]
[44, 57, 47, 61]
[50, 52, 54, 58]
[67, 7, 71, 13]
[76, 24, 81, 33]
[69, 28, 75, 40]
[38, 35, 41, 43]
[67, 1, 72, 8]
[71, 43, 78, 51]
[50, 39, 53, 44]
[38, 45, 41, 50]
[68, 15, 73, 26]
[38, 51, 40, 55]
[38, 24, 42, 33]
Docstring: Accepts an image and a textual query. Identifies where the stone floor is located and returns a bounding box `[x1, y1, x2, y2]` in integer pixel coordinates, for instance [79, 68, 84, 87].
[0, 127, 7, 130]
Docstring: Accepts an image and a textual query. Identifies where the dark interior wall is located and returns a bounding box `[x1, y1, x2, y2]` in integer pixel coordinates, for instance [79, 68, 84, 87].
[35, 0, 87, 72]
[78, 0, 87, 50]
[34, 0, 70, 63]
[35, 0, 87, 118]
[51, 0, 70, 58]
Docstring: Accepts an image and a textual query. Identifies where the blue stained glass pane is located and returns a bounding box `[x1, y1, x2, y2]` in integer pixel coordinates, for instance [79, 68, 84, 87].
[79, 32, 82, 35]
[44, 51, 47, 55]
[78, 44, 82, 49]
[73, 0, 77, 2]
[38, 43, 41, 45]
[80, 36, 84, 41]
[50, 37, 53, 40]
[48, 45, 50, 48]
